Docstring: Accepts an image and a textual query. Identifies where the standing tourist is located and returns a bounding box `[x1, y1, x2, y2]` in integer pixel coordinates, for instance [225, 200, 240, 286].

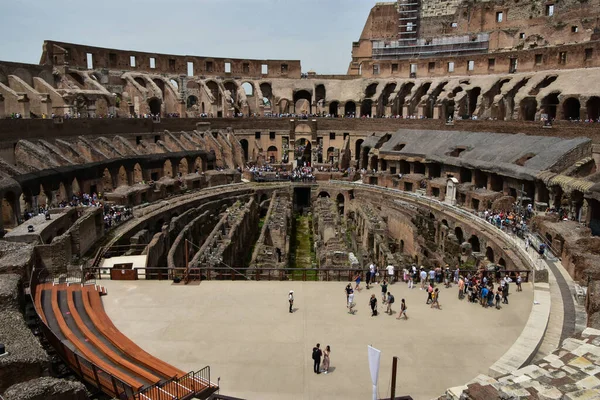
[386, 292, 394, 314]
[312, 344, 322, 374]
[381, 280, 388, 303]
[288, 290, 294, 313]
[431, 288, 441, 309]
[397, 298, 408, 320]
[321, 346, 331, 374]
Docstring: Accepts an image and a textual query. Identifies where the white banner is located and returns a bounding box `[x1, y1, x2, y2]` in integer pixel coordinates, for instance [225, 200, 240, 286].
[368, 345, 381, 400]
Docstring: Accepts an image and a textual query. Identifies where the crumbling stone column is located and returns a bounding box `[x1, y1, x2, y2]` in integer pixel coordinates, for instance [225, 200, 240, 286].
[17, 93, 31, 118]
[0, 94, 5, 118]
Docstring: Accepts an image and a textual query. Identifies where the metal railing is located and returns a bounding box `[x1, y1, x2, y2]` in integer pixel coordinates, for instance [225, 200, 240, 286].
[85, 266, 530, 283]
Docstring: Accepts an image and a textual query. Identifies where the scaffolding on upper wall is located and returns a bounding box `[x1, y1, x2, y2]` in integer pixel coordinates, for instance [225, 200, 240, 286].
[397, 0, 420, 45]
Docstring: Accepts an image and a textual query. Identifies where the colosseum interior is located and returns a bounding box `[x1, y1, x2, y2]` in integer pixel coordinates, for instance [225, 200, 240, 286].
[2, 0, 600, 399]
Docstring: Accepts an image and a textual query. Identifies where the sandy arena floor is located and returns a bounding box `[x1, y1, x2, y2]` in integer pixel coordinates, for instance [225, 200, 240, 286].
[100, 280, 533, 400]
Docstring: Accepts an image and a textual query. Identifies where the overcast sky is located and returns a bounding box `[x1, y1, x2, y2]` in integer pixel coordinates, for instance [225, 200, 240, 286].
[0, 0, 374, 74]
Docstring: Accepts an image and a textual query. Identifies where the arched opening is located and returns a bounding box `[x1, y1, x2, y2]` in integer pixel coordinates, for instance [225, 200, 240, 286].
[279, 99, 290, 114]
[369, 155, 378, 171]
[57, 182, 68, 204]
[169, 79, 179, 91]
[379, 83, 397, 116]
[498, 257, 506, 267]
[361, 146, 371, 170]
[365, 83, 378, 98]
[520, 98, 537, 121]
[355, 139, 364, 161]
[187, 95, 198, 109]
[260, 83, 273, 106]
[267, 146, 278, 164]
[467, 87, 481, 117]
[206, 81, 220, 103]
[563, 97, 581, 120]
[153, 79, 165, 94]
[293, 90, 312, 114]
[455, 227, 464, 244]
[295, 138, 312, 164]
[443, 99, 455, 120]
[102, 168, 113, 191]
[361, 99, 373, 117]
[133, 163, 143, 184]
[587, 96, 600, 120]
[329, 101, 339, 117]
[117, 166, 128, 186]
[148, 98, 161, 115]
[345, 101, 356, 117]
[318, 191, 330, 198]
[242, 82, 254, 96]
[486, 246, 495, 263]
[468, 235, 481, 252]
[134, 77, 147, 88]
[315, 84, 326, 104]
[541, 92, 560, 120]
[240, 139, 249, 161]
[224, 81, 238, 104]
[336, 193, 345, 215]
[2, 191, 17, 228]
[327, 147, 335, 163]
[178, 158, 189, 176]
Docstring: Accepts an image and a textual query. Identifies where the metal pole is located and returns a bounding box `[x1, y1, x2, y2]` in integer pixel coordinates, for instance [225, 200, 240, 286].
[391, 356, 398, 400]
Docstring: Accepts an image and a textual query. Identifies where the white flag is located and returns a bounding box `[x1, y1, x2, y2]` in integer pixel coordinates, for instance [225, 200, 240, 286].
[368, 345, 381, 400]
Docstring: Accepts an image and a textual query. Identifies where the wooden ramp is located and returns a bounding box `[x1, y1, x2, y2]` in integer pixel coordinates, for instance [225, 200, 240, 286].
[34, 282, 218, 400]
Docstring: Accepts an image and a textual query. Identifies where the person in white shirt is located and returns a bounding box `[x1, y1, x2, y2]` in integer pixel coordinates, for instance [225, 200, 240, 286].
[386, 265, 395, 283]
[419, 269, 427, 290]
[347, 292, 355, 314]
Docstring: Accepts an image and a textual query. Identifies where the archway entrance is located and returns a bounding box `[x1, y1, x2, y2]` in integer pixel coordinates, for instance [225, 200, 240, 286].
[329, 101, 339, 117]
[295, 138, 312, 165]
[361, 100, 373, 117]
[267, 146, 278, 164]
[355, 139, 364, 161]
[468, 235, 481, 252]
[563, 97, 581, 120]
[148, 98, 161, 115]
[240, 139, 249, 161]
[345, 101, 356, 117]
[587, 97, 600, 121]
[541, 93, 560, 120]
[336, 193, 345, 215]
[520, 98, 537, 121]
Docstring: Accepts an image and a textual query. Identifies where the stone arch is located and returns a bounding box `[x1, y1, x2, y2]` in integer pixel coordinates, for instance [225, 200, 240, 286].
[365, 83, 378, 98]
[242, 82, 254, 96]
[117, 165, 128, 187]
[467, 87, 481, 117]
[148, 97, 162, 115]
[468, 235, 481, 252]
[326, 147, 335, 163]
[379, 83, 397, 115]
[293, 90, 312, 114]
[369, 155, 378, 170]
[345, 101, 356, 116]
[153, 79, 165, 94]
[486, 246, 495, 263]
[133, 163, 143, 183]
[354, 139, 364, 161]
[563, 97, 581, 120]
[455, 226, 464, 244]
[224, 81, 238, 103]
[267, 145, 278, 163]
[498, 257, 506, 267]
[240, 139, 249, 161]
[587, 96, 600, 120]
[361, 99, 373, 117]
[205, 80, 219, 103]
[163, 160, 173, 178]
[318, 191, 330, 198]
[278, 98, 290, 114]
[260, 82, 273, 105]
[134, 77, 147, 88]
[315, 84, 326, 103]
[169, 79, 179, 91]
[187, 95, 198, 109]
[541, 92, 560, 120]
[336, 193, 345, 215]
[102, 168, 113, 191]
[178, 158, 189, 175]
[329, 101, 339, 117]
[520, 98, 537, 121]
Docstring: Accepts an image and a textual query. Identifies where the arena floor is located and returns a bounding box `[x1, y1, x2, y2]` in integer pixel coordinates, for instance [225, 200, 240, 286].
[100, 280, 533, 400]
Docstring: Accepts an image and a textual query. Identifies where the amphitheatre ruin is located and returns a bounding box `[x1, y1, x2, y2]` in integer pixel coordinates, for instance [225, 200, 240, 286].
[2, 0, 600, 399]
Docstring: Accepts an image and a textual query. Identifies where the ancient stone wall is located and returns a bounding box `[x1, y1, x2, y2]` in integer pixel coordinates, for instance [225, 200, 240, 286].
[312, 196, 351, 274]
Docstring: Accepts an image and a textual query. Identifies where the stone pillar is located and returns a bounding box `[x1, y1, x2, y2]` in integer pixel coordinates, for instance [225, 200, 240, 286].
[371, 104, 377, 117]
[409, 162, 415, 174]
[385, 105, 392, 117]
[487, 175, 493, 191]
[337, 104, 343, 118]
[433, 105, 441, 120]
[357, 102, 362, 118]
[18, 93, 31, 118]
[402, 105, 410, 117]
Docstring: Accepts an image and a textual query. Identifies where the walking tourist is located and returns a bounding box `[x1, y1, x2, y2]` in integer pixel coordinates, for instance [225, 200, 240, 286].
[387, 264, 395, 283]
[420, 268, 427, 290]
[369, 294, 378, 316]
[431, 288, 441, 309]
[288, 290, 294, 313]
[397, 298, 408, 320]
[348, 291, 355, 314]
[386, 292, 394, 314]
[381, 280, 388, 303]
[345, 283, 353, 303]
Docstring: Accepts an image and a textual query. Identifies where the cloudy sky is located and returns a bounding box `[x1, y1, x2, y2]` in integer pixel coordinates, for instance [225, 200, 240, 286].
[0, 0, 374, 74]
